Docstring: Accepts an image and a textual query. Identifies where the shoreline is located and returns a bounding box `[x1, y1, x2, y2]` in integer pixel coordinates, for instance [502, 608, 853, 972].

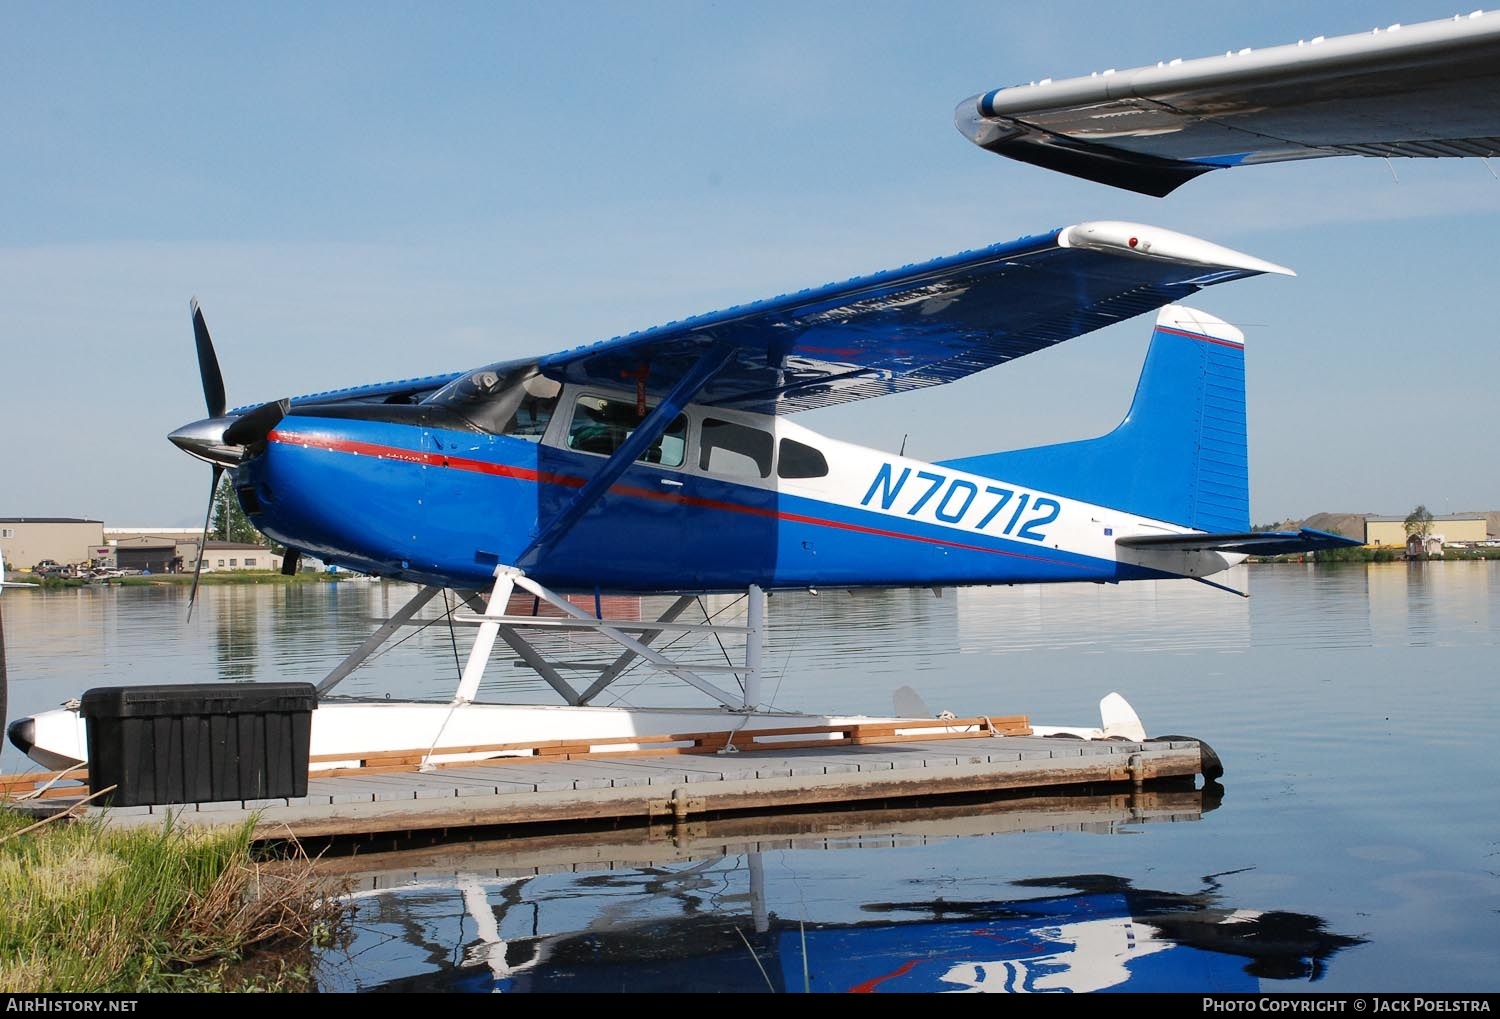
[3, 571, 368, 589]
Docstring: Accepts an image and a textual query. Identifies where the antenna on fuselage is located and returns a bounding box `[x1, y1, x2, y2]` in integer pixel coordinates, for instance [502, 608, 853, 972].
[899, 434, 908, 456]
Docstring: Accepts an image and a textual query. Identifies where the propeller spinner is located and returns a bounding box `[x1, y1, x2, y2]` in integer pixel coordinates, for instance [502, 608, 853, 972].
[174, 300, 288, 620]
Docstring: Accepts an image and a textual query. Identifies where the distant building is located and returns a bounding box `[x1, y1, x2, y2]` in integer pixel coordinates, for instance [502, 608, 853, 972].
[197, 541, 284, 573]
[105, 527, 204, 574]
[105, 527, 202, 546]
[1364, 514, 1488, 548]
[1406, 533, 1446, 558]
[103, 529, 284, 574]
[2, 518, 289, 576]
[0, 518, 106, 571]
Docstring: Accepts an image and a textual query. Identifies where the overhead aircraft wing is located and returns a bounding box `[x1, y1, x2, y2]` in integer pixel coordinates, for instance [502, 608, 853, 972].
[535, 220, 1291, 416]
[955, 10, 1500, 196]
[1117, 528, 1363, 556]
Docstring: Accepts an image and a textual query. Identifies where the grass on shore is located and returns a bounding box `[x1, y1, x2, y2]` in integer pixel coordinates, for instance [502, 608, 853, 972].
[0, 806, 351, 992]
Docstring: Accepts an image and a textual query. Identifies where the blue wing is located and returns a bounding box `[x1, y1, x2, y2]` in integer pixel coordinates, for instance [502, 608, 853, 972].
[261, 221, 1290, 417]
[532, 220, 1290, 415]
[956, 10, 1500, 196]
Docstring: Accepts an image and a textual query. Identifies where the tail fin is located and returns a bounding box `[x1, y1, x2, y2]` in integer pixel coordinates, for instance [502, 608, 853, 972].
[939, 304, 1248, 532]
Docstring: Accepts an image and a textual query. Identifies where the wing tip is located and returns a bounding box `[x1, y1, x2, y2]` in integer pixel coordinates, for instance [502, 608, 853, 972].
[1061, 221, 1295, 276]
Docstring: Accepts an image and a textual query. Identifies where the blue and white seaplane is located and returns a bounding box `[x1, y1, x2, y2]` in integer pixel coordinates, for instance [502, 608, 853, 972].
[7, 220, 1358, 776]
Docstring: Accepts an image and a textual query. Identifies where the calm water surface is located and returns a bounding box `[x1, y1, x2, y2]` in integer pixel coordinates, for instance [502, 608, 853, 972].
[3, 562, 1497, 993]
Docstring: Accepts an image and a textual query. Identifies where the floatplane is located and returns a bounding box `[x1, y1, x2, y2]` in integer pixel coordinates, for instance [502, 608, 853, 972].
[5, 220, 1360, 778]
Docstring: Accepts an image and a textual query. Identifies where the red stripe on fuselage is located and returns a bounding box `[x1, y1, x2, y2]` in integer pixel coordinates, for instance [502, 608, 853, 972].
[267, 430, 1090, 570]
[266, 430, 586, 489]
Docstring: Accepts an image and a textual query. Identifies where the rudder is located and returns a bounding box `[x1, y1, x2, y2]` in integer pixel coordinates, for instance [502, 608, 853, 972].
[938, 304, 1249, 532]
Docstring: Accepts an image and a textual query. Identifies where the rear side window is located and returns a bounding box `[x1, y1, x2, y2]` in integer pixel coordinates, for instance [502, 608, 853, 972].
[777, 438, 828, 479]
[700, 418, 773, 478]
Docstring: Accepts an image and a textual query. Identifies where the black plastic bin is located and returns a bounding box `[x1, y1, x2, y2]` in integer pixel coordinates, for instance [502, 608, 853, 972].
[81, 683, 316, 807]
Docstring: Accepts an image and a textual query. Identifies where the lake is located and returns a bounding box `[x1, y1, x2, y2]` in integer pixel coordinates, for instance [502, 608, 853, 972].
[2, 562, 1497, 993]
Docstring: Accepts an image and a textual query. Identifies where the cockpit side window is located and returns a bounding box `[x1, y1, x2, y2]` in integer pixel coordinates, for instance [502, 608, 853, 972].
[566, 395, 686, 467]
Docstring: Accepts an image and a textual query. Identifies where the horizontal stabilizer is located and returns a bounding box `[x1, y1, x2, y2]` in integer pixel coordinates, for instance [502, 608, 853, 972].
[1117, 528, 1363, 557]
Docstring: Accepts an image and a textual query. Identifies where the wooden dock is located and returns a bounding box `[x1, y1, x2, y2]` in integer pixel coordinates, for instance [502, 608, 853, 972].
[2, 714, 1218, 847]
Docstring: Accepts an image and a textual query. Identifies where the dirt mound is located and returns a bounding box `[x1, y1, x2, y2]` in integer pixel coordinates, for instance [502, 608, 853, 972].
[1295, 512, 1369, 541]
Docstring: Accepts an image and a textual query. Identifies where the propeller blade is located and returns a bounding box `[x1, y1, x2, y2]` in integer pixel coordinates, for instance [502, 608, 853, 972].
[187, 464, 223, 622]
[280, 548, 301, 576]
[191, 298, 227, 420]
[222, 398, 290, 447]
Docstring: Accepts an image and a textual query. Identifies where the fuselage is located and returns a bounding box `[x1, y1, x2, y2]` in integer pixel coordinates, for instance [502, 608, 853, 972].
[225, 366, 1228, 593]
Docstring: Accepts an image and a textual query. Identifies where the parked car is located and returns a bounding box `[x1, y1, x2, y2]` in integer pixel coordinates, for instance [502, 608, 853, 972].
[34, 560, 87, 578]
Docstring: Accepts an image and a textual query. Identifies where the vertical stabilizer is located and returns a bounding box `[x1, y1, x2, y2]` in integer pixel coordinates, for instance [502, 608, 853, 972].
[939, 305, 1249, 532]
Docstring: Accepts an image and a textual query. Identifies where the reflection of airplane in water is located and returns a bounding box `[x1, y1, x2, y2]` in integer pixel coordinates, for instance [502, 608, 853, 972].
[791, 875, 1367, 993]
[317, 789, 1365, 993]
[360, 872, 1365, 994]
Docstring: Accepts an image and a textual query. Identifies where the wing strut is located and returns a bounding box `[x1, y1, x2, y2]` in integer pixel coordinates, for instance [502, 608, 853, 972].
[516, 340, 737, 568]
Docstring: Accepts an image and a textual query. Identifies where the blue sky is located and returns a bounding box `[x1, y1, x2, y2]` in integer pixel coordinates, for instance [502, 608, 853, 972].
[5, 1, 1498, 529]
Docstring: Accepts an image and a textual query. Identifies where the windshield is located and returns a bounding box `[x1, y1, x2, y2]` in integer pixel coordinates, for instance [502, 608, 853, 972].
[423, 364, 562, 439]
